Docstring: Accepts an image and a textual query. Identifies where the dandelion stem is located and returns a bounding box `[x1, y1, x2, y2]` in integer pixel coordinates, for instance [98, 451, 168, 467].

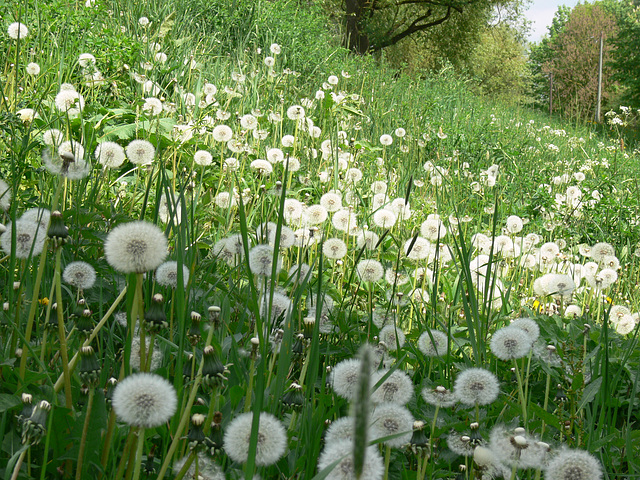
[10, 449, 28, 480]
[54, 286, 127, 393]
[173, 450, 196, 480]
[383, 445, 391, 480]
[131, 427, 146, 480]
[513, 359, 528, 427]
[155, 323, 217, 480]
[75, 388, 95, 480]
[54, 247, 73, 408]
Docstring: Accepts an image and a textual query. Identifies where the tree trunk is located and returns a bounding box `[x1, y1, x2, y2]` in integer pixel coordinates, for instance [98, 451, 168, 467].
[344, 0, 370, 54]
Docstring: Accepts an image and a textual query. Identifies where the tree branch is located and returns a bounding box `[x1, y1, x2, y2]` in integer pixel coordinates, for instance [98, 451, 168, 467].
[370, 6, 453, 51]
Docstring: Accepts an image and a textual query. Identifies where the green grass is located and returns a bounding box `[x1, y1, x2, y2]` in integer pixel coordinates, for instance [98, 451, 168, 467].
[0, 0, 639, 479]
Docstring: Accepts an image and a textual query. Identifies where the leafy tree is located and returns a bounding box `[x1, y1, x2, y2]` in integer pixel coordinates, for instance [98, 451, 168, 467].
[611, 0, 640, 107]
[528, 5, 572, 111]
[466, 24, 532, 102]
[340, 0, 511, 54]
[541, 3, 619, 122]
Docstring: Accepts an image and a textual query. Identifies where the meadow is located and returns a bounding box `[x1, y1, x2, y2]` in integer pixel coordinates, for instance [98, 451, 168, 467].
[1, 1, 639, 479]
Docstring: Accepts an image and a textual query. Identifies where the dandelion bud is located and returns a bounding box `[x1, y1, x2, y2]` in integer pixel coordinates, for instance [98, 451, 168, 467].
[292, 333, 305, 356]
[78, 345, 101, 386]
[202, 346, 228, 387]
[187, 413, 207, 450]
[47, 210, 68, 244]
[144, 293, 167, 331]
[104, 377, 118, 407]
[281, 383, 304, 410]
[514, 427, 526, 436]
[303, 316, 315, 339]
[208, 305, 221, 328]
[22, 400, 51, 445]
[182, 352, 194, 379]
[187, 313, 202, 346]
[207, 412, 224, 455]
[409, 420, 429, 454]
[17, 394, 34, 424]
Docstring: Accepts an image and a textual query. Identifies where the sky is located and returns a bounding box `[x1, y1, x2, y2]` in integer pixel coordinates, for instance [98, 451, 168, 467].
[525, 0, 581, 42]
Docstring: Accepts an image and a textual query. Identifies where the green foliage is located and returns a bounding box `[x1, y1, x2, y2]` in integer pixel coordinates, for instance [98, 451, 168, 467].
[465, 24, 532, 103]
[611, 0, 640, 108]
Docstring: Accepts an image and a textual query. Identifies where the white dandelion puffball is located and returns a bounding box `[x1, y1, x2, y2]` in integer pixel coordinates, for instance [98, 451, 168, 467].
[453, 368, 500, 406]
[104, 221, 168, 273]
[155, 261, 189, 288]
[418, 329, 449, 357]
[126, 140, 155, 165]
[54, 89, 85, 115]
[370, 369, 414, 405]
[193, 150, 213, 166]
[248, 244, 281, 277]
[324, 417, 354, 444]
[322, 238, 348, 259]
[78, 53, 96, 67]
[490, 326, 532, 360]
[380, 134, 393, 146]
[370, 403, 414, 448]
[95, 141, 126, 169]
[379, 325, 406, 351]
[356, 259, 384, 283]
[330, 358, 362, 401]
[63, 261, 96, 290]
[223, 411, 287, 466]
[8, 22, 29, 40]
[318, 439, 384, 480]
[26, 62, 40, 75]
[42, 129, 64, 146]
[0, 219, 46, 258]
[0, 179, 11, 211]
[212, 124, 233, 142]
[112, 373, 177, 428]
[142, 97, 163, 116]
[510, 317, 540, 344]
[545, 448, 602, 480]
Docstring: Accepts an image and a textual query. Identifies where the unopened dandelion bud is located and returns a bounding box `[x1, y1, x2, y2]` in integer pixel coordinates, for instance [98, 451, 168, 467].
[17, 394, 34, 424]
[47, 210, 68, 243]
[292, 333, 305, 356]
[78, 345, 101, 386]
[470, 422, 479, 430]
[187, 413, 207, 450]
[281, 383, 304, 410]
[22, 400, 51, 445]
[202, 346, 228, 387]
[187, 314, 202, 346]
[182, 352, 194, 379]
[207, 412, 224, 455]
[13, 281, 20, 290]
[104, 377, 118, 407]
[144, 294, 167, 332]
[208, 305, 221, 328]
[409, 420, 429, 454]
[15, 348, 22, 358]
[75, 307, 94, 338]
[303, 316, 315, 339]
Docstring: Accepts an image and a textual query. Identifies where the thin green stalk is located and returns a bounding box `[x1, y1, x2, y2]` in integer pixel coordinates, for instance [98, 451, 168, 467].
[383, 445, 391, 480]
[131, 427, 146, 480]
[76, 388, 95, 480]
[513, 359, 528, 427]
[54, 247, 72, 408]
[156, 324, 217, 480]
[54, 286, 127, 393]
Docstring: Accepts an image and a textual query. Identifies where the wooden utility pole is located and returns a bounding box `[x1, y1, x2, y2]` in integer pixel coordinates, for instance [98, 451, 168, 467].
[549, 74, 553, 115]
[595, 31, 604, 123]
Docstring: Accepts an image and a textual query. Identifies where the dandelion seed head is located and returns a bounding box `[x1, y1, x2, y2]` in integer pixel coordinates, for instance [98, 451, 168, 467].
[112, 372, 177, 428]
[370, 403, 413, 448]
[104, 221, 168, 273]
[1, 219, 46, 258]
[454, 368, 500, 406]
[490, 326, 532, 360]
[63, 261, 96, 290]
[371, 369, 413, 405]
[418, 329, 448, 357]
[545, 448, 602, 480]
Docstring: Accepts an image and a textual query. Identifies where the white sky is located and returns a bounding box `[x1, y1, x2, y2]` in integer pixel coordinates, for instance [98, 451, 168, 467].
[525, 0, 581, 42]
